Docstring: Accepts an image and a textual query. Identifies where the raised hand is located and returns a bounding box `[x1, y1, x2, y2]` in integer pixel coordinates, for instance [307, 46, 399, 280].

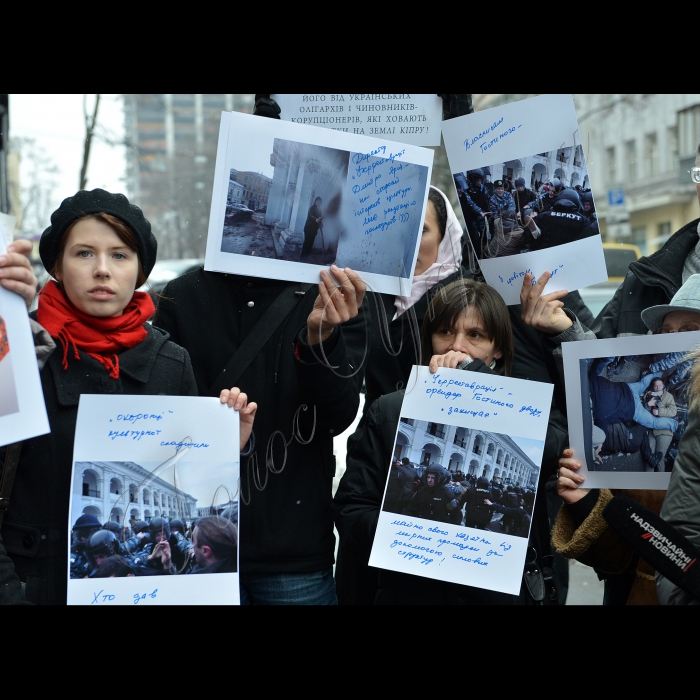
[306, 265, 366, 345]
[429, 351, 471, 374]
[0, 238, 38, 308]
[556, 448, 589, 504]
[220, 387, 257, 449]
[520, 271, 573, 335]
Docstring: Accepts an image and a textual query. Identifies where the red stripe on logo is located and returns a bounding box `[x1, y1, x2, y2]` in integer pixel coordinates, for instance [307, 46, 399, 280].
[685, 559, 696, 572]
[642, 532, 652, 539]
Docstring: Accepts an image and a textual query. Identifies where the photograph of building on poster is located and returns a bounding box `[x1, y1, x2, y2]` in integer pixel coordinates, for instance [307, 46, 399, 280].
[454, 147, 598, 261]
[70, 460, 237, 579]
[219, 136, 429, 277]
[580, 351, 694, 474]
[384, 419, 543, 539]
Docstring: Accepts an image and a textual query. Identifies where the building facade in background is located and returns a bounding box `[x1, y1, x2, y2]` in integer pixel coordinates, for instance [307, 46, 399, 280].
[123, 94, 255, 259]
[73, 460, 197, 527]
[395, 419, 538, 487]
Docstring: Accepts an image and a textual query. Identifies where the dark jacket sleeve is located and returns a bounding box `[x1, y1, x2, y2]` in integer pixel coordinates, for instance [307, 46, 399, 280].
[293, 298, 370, 434]
[333, 393, 393, 561]
[0, 534, 28, 605]
[590, 277, 625, 339]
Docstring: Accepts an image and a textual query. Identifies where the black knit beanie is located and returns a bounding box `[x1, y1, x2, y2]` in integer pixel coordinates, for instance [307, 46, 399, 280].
[40, 189, 158, 277]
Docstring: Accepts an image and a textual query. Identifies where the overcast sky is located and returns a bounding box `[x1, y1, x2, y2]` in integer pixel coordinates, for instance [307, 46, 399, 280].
[10, 94, 127, 215]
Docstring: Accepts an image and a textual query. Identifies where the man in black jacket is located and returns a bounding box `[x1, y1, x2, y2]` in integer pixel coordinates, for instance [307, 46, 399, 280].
[155, 266, 366, 604]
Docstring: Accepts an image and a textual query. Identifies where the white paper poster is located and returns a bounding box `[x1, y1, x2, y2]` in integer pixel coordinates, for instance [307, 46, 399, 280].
[563, 332, 700, 490]
[0, 236, 50, 447]
[272, 94, 443, 146]
[441, 94, 607, 305]
[0, 212, 16, 248]
[369, 366, 553, 596]
[205, 111, 433, 296]
[67, 395, 240, 605]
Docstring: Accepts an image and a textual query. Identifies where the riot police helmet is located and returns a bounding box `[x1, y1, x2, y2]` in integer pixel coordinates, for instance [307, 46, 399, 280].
[149, 517, 171, 543]
[103, 521, 122, 539]
[72, 514, 101, 542]
[85, 530, 120, 569]
[169, 518, 186, 535]
[132, 520, 149, 535]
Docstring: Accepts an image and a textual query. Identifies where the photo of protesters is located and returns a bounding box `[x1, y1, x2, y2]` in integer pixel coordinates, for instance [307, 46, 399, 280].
[381, 420, 543, 539]
[69, 460, 238, 578]
[453, 147, 598, 260]
[580, 350, 695, 473]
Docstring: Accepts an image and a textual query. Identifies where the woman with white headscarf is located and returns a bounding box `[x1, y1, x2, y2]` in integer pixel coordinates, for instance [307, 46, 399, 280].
[337, 186, 471, 605]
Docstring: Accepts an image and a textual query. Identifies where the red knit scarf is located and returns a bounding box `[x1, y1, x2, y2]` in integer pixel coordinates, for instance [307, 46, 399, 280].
[37, 280, 155, 379]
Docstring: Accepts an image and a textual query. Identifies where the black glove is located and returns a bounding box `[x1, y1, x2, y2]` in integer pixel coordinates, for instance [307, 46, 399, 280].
[438, 94, 474, 120]
[253, 94, 281, 119]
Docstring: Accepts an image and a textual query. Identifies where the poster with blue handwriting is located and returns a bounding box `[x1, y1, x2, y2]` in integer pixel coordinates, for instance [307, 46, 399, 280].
[205, 111, 433, 296]
[441, 94, 607, 305]
[67, 395, 240, 606]
[369, 365, 553, 595]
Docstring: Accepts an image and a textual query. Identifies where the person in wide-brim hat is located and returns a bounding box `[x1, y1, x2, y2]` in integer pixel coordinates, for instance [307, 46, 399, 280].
[641, 273, 700, 333]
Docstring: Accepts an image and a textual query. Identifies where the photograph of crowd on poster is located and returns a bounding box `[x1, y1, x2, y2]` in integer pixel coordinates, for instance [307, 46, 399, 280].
[441, 94, 607, 305]
[69, 460, 238, 580]
[205, 112, 433, 295]
[454, 147, 597, 261]
[68, 394, 240, 605]
[369, 365, 552, 596]
[563, 332, 700, 490]
[384, 420, 542, 539]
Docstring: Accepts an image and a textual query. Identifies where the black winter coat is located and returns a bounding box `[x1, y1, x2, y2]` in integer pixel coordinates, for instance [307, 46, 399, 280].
[592, 218, 700, 338]
[0, 324, 197, 605]
[155, 270, 366, 575]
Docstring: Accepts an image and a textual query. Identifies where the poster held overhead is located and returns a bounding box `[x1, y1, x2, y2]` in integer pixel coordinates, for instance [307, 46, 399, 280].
[0, 234, 50, 447]
[441, 94, 607, 305]
[272, 94, 443, 147]
[562, 331, 700, 490]
[67, 394, 240, 605]
[205, 111, 433, 296]
[369, 365, 552, 596]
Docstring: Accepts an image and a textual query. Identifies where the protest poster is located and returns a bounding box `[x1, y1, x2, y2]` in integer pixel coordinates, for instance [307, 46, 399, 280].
[369, 365, 552, 596]
[0, 234, 50, 447]
[442, 94, 607, 305]
[205, 111, 433, 296]
[272, 94, 443, 146]
[67, 395, 240, 605]
[563, 332, 700, 490]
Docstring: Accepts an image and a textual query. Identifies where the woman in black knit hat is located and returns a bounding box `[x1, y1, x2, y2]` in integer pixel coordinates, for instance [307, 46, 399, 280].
[0, 189, 256, 604]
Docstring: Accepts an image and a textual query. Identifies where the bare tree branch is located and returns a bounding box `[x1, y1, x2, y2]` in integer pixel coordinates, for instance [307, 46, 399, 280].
[79, 94, 101, 190]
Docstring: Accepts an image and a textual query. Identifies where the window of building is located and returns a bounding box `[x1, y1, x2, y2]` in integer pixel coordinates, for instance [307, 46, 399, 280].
[667, 125, 679, 171]
[606, 147, 616, 184]
[632, 226, 647, 256]
[645, 133, 658, 177]
[626, 140, 637, 182]
[658, 221, 672, 244]
[678, 104, 700, 156]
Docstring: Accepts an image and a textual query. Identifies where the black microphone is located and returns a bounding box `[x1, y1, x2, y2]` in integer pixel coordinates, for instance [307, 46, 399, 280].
[603, 493, 700, 601]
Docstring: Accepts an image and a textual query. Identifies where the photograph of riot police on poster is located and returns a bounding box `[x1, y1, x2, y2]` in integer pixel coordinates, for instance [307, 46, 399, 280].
[69, 461, 238, 579]
[454, 147, 598, 261]
[579, 351, 695, 475]
[382, 419, 543, 539]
